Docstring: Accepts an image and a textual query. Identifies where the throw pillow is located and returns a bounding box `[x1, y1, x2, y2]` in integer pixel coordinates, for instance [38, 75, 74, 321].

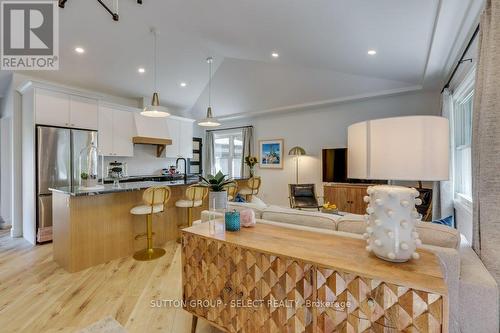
[234, 194, 246, 203]
[249, 196, 268, 209]
[432, 215, 453, 227]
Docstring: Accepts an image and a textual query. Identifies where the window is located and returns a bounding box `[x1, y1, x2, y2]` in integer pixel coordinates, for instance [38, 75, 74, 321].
[452, 71, 474, 201]
[213, 130, 243, 178]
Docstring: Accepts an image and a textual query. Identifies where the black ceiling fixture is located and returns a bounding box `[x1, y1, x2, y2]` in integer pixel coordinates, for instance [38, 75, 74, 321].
[58, 0, 142, 22]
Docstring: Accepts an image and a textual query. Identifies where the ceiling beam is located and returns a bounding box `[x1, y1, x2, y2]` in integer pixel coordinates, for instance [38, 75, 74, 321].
[216, 85, 423, 121]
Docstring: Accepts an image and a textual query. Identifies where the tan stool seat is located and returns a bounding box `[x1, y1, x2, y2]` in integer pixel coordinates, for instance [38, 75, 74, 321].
[238, 177, 261, 202]
[228, 195, 234, 201]
[238, 188, 253, 195]
[130, 204, 164, 215]
[175, 200, 203, 208]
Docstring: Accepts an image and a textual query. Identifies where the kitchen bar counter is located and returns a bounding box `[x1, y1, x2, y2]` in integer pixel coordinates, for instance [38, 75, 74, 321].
[50, 179, 200, 196]
[50, 178, 249, 272]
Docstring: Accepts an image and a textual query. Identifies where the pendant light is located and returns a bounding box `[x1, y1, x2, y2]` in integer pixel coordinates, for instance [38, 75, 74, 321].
[141, 28, 170, 118]
[197, 57, 221, 127]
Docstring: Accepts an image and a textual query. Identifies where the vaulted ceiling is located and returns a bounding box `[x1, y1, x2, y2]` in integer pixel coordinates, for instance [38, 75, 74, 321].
[10, 0, 483, 118]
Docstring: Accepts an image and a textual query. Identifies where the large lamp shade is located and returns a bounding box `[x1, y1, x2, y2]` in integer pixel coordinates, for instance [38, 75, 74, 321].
[347, 116, 449, 181]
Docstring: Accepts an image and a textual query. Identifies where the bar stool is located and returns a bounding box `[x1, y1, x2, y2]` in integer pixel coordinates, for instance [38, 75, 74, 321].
[238, 177, 262, 202]
[130, 186, 171, 261]
[175, 185, 209, 228]
[226, 182, 238, 201]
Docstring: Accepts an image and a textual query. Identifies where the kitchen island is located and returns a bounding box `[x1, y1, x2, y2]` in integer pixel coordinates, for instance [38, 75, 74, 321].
[50, 178, 248, 272]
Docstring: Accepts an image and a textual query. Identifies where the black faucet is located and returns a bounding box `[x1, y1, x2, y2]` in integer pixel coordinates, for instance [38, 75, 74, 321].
[176, 157, 187, 181]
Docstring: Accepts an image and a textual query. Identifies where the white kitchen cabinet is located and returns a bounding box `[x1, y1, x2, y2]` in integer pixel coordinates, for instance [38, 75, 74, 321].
[164, 118, 193, 158]
[98, 106, 114, 156]
[112, 110, 135, 157]
[34, 88, 98, 130]
[35, 88, 70, 127]
[69, 95, 98, 130]
[179, 119, 194, 158]
[98, 106, 135, 157]
[165, 118, 180, 158]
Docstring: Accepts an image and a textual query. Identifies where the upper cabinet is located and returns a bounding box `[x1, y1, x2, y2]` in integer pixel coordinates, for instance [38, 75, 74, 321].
[165, 118, 194, 159]
[34, 89, 70, 126]
[99, 105, 135, 157]
[69, 95, 99, 130]
[178, 119, 194, 158]
[34, 88, 98, 130]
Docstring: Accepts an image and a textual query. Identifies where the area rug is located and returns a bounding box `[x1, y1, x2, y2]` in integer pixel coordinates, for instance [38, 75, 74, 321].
[78, 316, 127, 333]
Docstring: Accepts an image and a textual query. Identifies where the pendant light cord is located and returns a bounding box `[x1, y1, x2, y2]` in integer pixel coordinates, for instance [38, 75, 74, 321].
[153, 30, 158, 92]
[208, 57, 212, 108]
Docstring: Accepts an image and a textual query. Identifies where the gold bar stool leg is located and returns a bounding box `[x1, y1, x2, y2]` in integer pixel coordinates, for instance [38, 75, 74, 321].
[133, 213, 166, 261]
[146, 214, 153, 253]
[188, 207, 193, 227]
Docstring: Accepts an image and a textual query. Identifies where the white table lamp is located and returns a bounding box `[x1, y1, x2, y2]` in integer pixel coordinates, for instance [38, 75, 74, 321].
[347, 116, 449, 262]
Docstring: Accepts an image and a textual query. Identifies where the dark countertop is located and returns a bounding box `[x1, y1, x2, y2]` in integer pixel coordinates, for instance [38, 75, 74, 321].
[101, 173, 186, 184]
[49, 176, 249, 197]
[50, 179, 201, 197]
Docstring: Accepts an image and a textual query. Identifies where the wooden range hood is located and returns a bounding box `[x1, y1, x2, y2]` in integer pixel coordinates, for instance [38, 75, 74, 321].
[132, 136, 172, 157]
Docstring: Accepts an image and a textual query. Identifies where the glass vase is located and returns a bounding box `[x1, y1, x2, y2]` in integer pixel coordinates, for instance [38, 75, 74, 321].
[249, 166, 255, 177]
[79, 142, 99, 188]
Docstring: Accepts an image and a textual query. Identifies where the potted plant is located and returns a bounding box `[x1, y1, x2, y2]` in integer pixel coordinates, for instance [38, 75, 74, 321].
[80, 172, 89, 187]
[199, 171, 235, 209]
[244, 155, 258, 177]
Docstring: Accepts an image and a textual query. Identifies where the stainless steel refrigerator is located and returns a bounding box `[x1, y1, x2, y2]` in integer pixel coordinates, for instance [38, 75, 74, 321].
[36, 126, 98, 243]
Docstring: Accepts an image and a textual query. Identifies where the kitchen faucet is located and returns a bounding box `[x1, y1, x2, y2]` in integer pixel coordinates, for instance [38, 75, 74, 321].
[176, 157, 187, 181]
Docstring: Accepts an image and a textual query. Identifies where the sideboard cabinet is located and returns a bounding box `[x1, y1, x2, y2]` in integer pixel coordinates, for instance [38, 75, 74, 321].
[323, 183, 371, 214]
[182, 223, 448, 333]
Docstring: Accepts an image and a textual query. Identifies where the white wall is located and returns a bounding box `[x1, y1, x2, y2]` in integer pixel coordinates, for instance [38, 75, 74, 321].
[0, 81, 13, 229]
[208, 90, 441, 206]
[0, 73, 22, 236]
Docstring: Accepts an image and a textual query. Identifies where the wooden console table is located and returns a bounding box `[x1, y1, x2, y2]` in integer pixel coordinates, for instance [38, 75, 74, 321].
[182, 222, 448, 332]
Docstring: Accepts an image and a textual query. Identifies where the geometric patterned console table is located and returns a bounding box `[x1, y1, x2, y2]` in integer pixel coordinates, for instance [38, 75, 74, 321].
[182, 222, 448, 332]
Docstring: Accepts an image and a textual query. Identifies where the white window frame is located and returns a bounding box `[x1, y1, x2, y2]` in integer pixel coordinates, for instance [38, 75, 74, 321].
[213, 130, 243, 178]
[451, 67, 475, 209]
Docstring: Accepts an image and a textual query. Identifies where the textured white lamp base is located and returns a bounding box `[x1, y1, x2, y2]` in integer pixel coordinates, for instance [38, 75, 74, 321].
[363, 185, 423, 262]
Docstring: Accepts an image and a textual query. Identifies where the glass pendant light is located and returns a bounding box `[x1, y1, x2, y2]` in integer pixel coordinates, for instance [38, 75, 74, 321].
[197, 57, 221, 127]
[141, 28, 170, 117]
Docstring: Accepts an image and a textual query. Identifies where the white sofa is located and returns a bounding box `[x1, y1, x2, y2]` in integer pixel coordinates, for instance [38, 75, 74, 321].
[200, 201, 499, 333]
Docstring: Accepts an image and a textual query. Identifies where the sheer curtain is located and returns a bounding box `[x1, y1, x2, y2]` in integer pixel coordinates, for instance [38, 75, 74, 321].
[472, 0, 500, 288]
[433, 89, 455, 220]
[240, 127, 254, 177]
[204, 131, 215, 176]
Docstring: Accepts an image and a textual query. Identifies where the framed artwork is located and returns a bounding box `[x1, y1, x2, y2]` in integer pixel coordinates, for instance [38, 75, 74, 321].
[259, 139, 284, 169]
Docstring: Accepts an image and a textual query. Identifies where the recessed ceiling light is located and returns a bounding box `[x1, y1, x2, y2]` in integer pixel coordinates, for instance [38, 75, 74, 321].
[180, 82, 187, 87]
[271, 52, 279, 58]
[75, 47, 85, 54]
[138, 67, 145, 73]
[367, 50, 377, 55]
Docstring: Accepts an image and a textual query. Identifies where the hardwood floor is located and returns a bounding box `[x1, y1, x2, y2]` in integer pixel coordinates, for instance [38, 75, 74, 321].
[0, 229, 219, 333]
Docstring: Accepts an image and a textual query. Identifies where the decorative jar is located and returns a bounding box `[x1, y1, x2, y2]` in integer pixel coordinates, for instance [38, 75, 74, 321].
[225, 210, 240, 231]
